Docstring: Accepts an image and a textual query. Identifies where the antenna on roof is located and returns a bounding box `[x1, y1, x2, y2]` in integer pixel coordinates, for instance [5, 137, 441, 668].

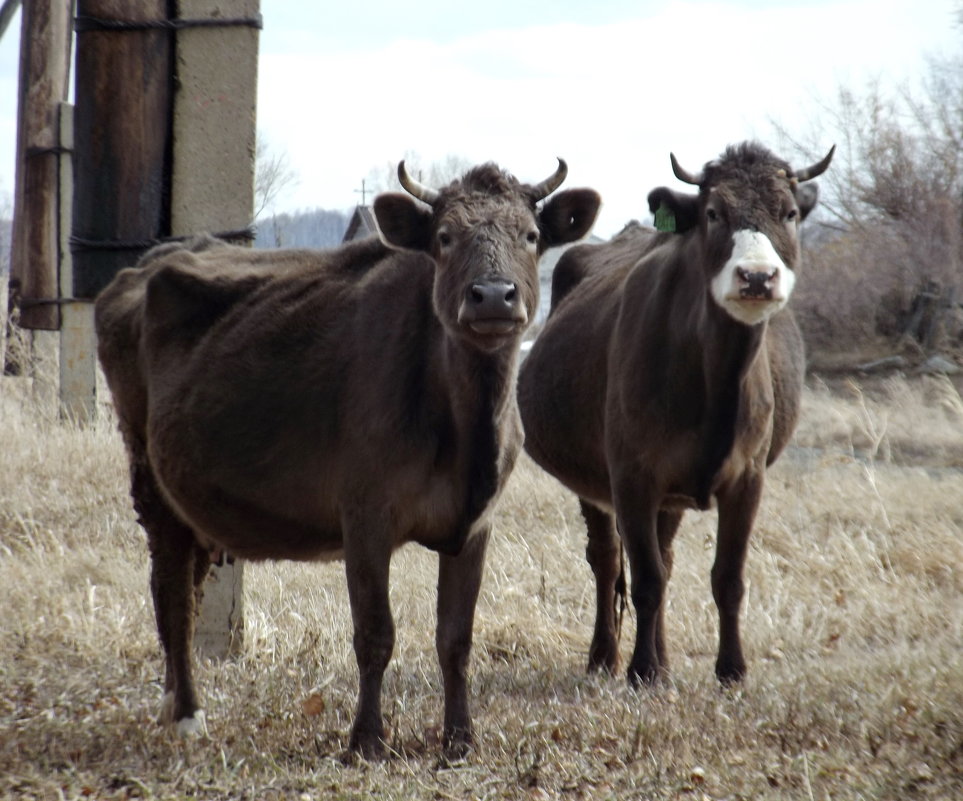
[354, 179, 371, 206]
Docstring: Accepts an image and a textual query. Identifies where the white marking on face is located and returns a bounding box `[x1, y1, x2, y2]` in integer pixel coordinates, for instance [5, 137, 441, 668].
[710, 230, 795, 325]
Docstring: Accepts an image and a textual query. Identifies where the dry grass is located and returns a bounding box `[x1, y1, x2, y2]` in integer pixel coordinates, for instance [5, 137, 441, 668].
[1, 370, 962, 800]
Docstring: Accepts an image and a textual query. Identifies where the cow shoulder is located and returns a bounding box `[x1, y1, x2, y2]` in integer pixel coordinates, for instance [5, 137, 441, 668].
[550, 222, 657, 312]
[550, 244, 596, 311]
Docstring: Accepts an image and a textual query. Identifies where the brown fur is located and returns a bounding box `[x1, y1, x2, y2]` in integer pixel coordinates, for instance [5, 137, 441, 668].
[518, 142, 829, 685]
[95, 164, 600, 759]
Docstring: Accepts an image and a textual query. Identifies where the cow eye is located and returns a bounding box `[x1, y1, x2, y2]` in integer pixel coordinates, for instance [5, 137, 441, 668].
[525, 230, 539, 245]
[437, 231, 452, 247]
[786, 208, 799, 222]
[706, 208, 719, 223]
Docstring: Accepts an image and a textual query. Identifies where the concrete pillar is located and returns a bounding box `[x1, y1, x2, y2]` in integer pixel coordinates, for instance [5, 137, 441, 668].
[57, 103, 97, 423]
[171, 0, 260, 658]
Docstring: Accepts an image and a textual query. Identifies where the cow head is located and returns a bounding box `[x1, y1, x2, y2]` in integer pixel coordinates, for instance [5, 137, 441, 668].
[647, 142, 834, 326]
[374, 160, 601, 351]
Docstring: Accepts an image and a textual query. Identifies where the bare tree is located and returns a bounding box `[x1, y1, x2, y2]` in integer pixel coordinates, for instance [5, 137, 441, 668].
[364, 152, 473, 199]
[773, 50, 963, 359]
[254, 132, 299, 220]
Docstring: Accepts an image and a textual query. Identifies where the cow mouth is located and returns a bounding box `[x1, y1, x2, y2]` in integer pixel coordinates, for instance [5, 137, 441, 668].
[736, 287, 776, 301]
[720, 291, 788, 326]
[467, 318, 522, 336]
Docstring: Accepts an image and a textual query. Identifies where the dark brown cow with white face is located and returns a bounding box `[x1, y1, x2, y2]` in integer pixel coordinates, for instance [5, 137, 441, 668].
[95, 160, 600, 759]
[518, 141, 833, 685]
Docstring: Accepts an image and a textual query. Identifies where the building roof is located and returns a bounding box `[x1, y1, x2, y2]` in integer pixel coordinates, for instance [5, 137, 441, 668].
[342, 206, 378, 243]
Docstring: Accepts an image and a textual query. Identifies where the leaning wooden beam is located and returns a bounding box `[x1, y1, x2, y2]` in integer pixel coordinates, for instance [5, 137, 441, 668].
[0, 0, 22, 42]
[7, 0, 72, 334]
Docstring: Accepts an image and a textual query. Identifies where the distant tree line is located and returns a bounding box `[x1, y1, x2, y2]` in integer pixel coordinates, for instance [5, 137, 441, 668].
[254, 208, 350, 249]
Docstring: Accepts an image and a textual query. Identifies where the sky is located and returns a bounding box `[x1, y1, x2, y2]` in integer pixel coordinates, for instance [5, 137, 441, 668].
[0, 0, 960, 238]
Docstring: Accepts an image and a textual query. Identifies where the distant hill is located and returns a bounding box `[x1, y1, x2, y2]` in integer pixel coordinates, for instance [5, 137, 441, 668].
[255, 208, 350, 249]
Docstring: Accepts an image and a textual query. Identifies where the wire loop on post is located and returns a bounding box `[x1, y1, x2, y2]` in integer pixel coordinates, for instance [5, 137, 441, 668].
[74, 15, 263, 33]
[69, 226, 257, 255]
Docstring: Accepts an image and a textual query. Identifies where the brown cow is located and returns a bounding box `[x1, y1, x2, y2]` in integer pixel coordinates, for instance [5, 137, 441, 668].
[518, 141, 833, 686]
[95, 160, 601, 759]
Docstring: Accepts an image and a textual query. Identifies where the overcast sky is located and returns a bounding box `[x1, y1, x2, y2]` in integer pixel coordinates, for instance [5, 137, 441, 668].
[1, 1, 960, 237]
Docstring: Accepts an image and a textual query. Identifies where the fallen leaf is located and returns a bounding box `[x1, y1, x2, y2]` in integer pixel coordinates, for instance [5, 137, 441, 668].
[302, 693, 325, 717]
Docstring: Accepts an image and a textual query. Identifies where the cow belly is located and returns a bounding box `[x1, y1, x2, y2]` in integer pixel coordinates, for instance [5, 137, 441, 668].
[172, 483, 344, 561]
[662, 492, 711, 512]
[519, 360, 611, 506]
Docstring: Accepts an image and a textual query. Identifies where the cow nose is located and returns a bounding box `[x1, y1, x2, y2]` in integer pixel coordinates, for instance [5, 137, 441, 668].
[736, 267, 778, 299]
[468, 280, 518, 315]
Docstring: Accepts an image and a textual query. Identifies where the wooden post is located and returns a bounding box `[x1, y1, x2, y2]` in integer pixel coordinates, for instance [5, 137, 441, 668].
[71, 0, 172, 301]
[172, 0, 260, 658]
[57, 103, 97, 422]
[5, 0, 72, 395]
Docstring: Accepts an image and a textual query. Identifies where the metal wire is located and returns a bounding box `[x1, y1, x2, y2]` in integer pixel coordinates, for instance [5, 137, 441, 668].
[74, 14, 263, 33]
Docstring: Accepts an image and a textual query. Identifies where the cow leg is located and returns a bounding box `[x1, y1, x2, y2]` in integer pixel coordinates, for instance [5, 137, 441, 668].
[131, 461, 207, 736]
[613, 474, 665, 685]
[342, 512, 394, 760]
[654, 509, 684, 669]
[436, 525, 490, 760]
[581, 499, 623, 674]
[711, 470, 764, 684]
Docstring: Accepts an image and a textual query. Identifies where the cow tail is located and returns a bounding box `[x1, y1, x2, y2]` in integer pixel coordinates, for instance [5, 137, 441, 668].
[615, 540, 628, 641]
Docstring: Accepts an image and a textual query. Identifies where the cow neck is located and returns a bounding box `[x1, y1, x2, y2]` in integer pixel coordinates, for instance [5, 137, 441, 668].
[432, 333, 520, 555]
[692, 254, 770, 507]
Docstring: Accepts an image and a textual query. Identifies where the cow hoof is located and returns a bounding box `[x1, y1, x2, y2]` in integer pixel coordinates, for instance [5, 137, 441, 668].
[176, 710, 208, 738]
[715, 662, 747, 686]
[346, 730, 387, 762]
[587, 647, 620, 676]
[441, 728, 474, 764]
[627, 663, 663, 688]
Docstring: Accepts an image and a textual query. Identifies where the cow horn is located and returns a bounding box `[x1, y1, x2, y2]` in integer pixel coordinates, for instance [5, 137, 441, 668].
[670, 152, 704, 186]
[397, 160, 440, 205]
[529, 158, 568, 201]
[793, 145, 836, 182]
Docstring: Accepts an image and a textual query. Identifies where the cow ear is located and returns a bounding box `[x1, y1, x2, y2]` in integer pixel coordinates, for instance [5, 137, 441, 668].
[796, 183, 819, 220]
[646, 187, 700, 234]
[373, 193, 434, 251]
[538, 188, 602, 248]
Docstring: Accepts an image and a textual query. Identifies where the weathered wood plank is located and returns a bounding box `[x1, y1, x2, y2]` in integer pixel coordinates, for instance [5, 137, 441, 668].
[8, 0, 72, 331]
[71, 0, 172, 300]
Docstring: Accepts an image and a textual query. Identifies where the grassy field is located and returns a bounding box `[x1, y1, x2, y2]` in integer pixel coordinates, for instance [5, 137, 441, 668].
[1, 368, 961, 800]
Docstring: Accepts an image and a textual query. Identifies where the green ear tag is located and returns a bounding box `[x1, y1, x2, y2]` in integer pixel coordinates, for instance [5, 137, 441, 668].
[654, 202, 676, 233]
